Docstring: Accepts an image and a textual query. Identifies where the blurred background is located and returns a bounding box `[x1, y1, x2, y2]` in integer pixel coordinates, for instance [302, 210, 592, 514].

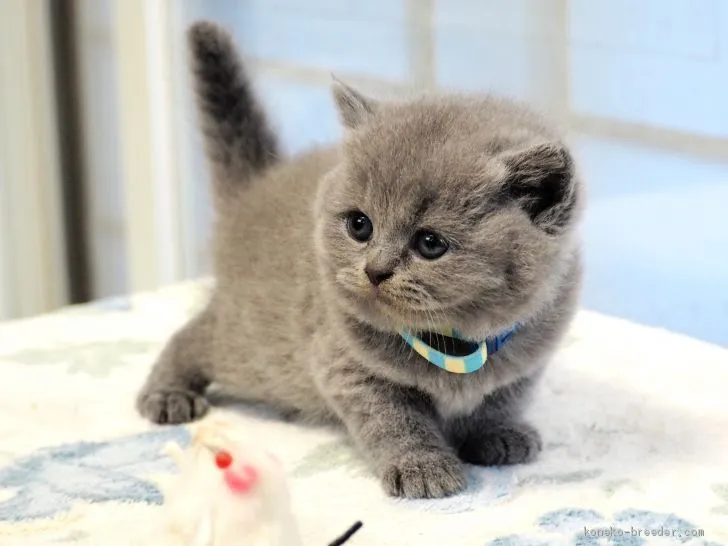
[0, 0, 726, 347]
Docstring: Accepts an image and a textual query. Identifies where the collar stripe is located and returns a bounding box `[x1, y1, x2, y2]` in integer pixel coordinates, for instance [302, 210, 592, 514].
[399, 327, 516, 374]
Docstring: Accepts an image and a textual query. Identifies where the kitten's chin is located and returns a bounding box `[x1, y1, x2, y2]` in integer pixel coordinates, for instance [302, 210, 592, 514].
[337, 290, 449, 333]
[335, 290, 402, 332]
[334, 278, 530, 338]
[330, 274, 457, 332]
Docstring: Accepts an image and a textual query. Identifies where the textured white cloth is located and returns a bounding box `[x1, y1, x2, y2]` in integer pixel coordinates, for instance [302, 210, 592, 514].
[0, 279, 726, 545]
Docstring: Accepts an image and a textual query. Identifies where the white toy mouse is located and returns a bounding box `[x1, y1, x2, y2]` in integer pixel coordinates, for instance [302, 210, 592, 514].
[159, 417, 361, 546]
[160, 417, 301, 546]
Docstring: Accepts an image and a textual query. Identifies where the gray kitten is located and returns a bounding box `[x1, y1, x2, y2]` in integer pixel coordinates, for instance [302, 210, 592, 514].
[137, 21, 584, 499]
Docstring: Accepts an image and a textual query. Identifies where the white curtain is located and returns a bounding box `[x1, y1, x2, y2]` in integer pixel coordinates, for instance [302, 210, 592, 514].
[0, 0, 68, 320]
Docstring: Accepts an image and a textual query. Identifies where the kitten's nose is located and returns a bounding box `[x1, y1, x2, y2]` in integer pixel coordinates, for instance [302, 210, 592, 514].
[365, 266, 394, 286]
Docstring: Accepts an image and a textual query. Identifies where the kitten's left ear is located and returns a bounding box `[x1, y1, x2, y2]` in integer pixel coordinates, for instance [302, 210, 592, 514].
[331, 77, 379, 129]
[501, 142, 579, 234]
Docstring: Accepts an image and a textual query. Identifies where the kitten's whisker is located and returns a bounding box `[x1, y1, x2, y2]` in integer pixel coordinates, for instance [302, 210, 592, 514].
[435, 308, 453, 353]
[431, 308, 448, 353]
[425, 308, 444, 352]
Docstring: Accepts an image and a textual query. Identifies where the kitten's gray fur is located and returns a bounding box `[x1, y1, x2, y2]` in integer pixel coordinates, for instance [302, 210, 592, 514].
[137, 21, 584, 499]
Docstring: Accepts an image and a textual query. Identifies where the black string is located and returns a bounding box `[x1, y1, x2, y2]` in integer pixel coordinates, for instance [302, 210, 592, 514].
[328, 521, 363, 546]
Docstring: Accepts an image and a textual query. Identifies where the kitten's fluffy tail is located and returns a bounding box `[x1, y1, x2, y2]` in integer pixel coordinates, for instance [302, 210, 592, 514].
[187, 22, 279, 205]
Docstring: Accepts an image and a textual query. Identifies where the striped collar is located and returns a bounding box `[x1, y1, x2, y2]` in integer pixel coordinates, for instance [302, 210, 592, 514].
[399, 326, 516, 374]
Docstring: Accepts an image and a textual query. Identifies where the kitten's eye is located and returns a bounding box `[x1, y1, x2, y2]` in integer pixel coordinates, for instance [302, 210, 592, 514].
[414, 230, 449, 260]
[346, 211, 373, 242]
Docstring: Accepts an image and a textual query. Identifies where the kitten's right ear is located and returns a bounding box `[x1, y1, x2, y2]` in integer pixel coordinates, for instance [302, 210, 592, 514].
[331, 77, 378, 129]
[500, 142, 580, 234]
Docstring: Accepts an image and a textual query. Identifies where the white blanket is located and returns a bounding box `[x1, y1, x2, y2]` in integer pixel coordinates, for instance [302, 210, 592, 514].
[0, 279, 726, 545]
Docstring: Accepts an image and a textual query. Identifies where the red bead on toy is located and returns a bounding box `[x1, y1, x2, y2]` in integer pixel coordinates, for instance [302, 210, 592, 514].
[215, 449, 233, 469]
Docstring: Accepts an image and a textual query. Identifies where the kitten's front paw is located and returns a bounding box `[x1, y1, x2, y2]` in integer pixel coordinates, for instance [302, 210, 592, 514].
[459, 421, 542, 466]
[381, 450, 466, 499]
[137, 389, 209, 425]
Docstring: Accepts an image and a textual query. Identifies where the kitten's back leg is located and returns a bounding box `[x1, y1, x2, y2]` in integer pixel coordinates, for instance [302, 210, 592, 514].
[136, 306, 215, 424]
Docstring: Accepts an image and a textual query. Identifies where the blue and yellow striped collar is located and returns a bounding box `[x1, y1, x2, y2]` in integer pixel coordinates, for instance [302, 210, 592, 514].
[400, 326, 516, 374]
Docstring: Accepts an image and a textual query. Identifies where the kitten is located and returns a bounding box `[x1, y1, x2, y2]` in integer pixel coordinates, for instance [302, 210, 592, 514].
[137, 21, 584, 499]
